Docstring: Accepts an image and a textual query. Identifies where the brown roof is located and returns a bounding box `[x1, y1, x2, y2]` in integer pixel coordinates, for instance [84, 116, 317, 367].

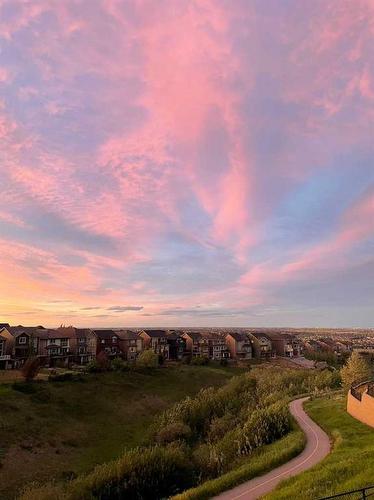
[227, 332, 249, 342]
[37, 329, 72, 340]
[117, 330, 138, 340]
[141, 329, 168, 338]
[9, 326, 45, 337]
[93, 329, 119, 340]
[183, 331, 202, 341]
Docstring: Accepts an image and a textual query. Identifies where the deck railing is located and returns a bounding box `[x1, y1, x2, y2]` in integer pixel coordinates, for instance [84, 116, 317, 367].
[350, 380, 373, 401]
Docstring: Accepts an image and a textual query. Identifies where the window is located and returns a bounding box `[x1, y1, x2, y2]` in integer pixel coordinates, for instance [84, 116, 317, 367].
[0, 341, 3, 356]
[18, 336, 27, 345]
[60, 339, 68, 347]
[112, 336, 117, 343]
[79, 337, 85, 344]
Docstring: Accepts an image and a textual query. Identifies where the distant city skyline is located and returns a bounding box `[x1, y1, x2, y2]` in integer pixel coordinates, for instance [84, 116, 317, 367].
[0, 1, 373, 328]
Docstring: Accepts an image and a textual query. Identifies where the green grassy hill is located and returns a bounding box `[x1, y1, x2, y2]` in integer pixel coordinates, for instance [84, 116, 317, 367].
[0, 365, 240, 499]
[266, 393, 374, 499]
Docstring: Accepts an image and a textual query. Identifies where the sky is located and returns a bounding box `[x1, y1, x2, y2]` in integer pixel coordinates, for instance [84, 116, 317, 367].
[0, 0, 373, 328]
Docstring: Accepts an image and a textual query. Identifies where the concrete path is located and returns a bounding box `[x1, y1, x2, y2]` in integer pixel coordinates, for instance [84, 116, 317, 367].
[214, 397, 330, 500]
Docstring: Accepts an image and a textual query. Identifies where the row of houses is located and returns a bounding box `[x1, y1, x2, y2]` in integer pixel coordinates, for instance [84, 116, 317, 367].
[0, 323, 303, 369]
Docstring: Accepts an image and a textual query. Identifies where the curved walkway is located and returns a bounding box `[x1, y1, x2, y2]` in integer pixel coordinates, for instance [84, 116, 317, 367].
[214, 397, 330, 500]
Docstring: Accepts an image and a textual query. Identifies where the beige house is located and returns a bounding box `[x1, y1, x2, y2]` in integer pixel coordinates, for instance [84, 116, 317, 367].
[0, 326, 14, 369]
[225, 332, 253, 360]
[247, 332, 274, 359]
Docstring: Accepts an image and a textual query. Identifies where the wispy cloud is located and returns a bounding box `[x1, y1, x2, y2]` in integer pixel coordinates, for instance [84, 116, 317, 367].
[0, 0, 373, 328]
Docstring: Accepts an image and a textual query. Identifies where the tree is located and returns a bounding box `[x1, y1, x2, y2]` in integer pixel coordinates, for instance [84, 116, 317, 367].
[96, 351, 110, 371]
[136, 349, 159, 368]
[21, 356, 41, 382]
[340, 351, 372, 389]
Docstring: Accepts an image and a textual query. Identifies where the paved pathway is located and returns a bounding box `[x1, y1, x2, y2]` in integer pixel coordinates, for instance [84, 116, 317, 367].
[214, 397, 330, 500]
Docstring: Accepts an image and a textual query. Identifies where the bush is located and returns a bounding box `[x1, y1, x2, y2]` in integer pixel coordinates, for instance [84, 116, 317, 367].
[137, 349, 159, 369]
[86, 352, 111, 373]
[12, 381, 37, 394]
[191, 356, 209, 366]
[48, 372, 74, 382]
[21, 356, 41, 382]
[111, 358, 129, 372]
[21, 445, 194, 500]
[155, 422, 192, 445]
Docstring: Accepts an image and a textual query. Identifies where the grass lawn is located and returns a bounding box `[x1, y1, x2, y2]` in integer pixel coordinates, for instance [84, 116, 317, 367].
[265, 393, 374, 499]
[0, 364, 241, 500]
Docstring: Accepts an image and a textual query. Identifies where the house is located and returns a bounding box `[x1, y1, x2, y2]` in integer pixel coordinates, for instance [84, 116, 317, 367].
[247, 332, 274, 359]
[207, 333, 230, 360]
[7, 326, 46, 367]
[182, 332, 230, 360]
[57, 326, 97, 364]
[36, 329, 75, 367]
[0, 326, 14, 369]
[117, 330, 143, 361]
[139, 330, 170, 359]
[93, 330, 123, 358]
[225, 332, 253, 360]
[182, 332, 209, 358]
[166, 332, 186, 360]
[264, 332, 302, 358]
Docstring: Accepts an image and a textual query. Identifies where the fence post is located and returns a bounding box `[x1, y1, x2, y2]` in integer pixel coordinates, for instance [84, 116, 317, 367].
[363, 487, 367, 499]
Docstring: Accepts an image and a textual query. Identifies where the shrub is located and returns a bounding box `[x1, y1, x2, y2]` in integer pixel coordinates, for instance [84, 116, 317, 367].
[48, 372, 74, 382]
[12, 381, 37, 394]
[155, 422, 192, 445]
[191, 356, 209, 366]
[21, 356, 41, 382]
[86, 352, 111, 373]
[111, 358, 129, 372]
[137, 349, 159, 369]
[85, 359, 101, 373]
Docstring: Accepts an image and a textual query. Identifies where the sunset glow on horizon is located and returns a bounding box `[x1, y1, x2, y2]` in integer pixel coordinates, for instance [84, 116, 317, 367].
[0, 0, 373, 328]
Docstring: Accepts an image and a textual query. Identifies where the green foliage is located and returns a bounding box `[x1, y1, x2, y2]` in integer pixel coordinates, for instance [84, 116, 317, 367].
[111, 357, 129, 372]
[173, 430, 305, 500]
[0, 365, 236, 500]
[191, 356, 209, 366]
[340, 351, 372, 389]
[136, 349, 159, 368]
[155, 421, 192, 445]
[12, 381, 38, 394]
[13, 367, 341, 500]
[21, 445, 194, 500]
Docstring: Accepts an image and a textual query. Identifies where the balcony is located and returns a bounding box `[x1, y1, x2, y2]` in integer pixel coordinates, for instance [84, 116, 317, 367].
[0, 355, 11, 360]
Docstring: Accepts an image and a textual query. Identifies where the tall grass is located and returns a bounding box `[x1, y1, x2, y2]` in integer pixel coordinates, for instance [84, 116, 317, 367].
[20, 367, 340, 500]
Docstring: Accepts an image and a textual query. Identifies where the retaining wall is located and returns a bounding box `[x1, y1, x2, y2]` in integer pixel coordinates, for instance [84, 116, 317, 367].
[347, 386, 374, 428]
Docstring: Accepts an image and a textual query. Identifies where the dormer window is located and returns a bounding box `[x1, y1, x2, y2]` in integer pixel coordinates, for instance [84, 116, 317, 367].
[112, 336, 117, 343]
[18, 336, 27, 344]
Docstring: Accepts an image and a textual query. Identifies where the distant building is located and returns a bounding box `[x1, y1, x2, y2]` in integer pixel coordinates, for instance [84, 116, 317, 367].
[117, 330, 143, 361]
[93, 330, 123, 358]
[247, 332, 274, 359]
[166, 332, 187, 361]
[57, 326, 97, 364]
[139, 330, 170, 359]
[225, 332, 253, 360]
[0, 326, 14, 369]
